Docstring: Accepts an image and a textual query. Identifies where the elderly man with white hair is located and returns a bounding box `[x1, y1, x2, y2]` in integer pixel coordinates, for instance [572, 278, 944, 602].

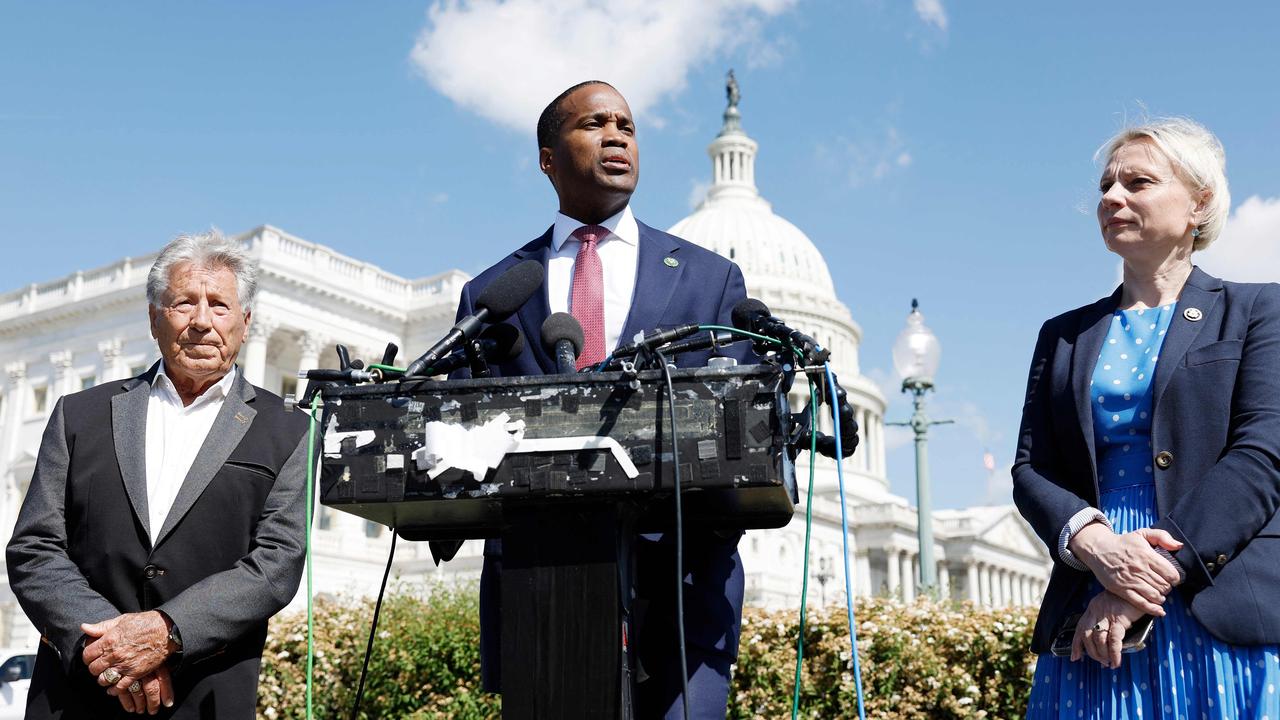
[7, 231, 310, 718]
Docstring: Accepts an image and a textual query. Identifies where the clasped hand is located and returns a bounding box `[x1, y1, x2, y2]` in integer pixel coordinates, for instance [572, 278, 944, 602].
[1070, 590, 1146, 669]
[81, 611, 175, 714]
[1069, 525, 1182, 614]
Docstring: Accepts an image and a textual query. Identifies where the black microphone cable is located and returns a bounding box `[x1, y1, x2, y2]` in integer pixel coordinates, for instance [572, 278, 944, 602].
[349, 529, 398, 720]
[654, 350, 690, 720]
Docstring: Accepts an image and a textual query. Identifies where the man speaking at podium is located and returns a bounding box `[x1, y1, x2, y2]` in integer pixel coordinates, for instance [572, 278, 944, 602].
[448, 80, 752, 718]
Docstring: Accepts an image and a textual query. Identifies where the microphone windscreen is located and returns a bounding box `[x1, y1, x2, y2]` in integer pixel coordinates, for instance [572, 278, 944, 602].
[480, 322, 525, 362]
[731, 298, 771, 331]
[540, 312, 584, 356]
[475, 259, 546, 320]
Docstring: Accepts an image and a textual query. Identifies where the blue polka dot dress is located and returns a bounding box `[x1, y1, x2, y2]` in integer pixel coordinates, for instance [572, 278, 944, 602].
[1026, 303, 1280, 719]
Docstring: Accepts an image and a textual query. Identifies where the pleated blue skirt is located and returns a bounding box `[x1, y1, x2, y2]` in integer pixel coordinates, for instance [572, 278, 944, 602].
[1026, 483, 1280, 719]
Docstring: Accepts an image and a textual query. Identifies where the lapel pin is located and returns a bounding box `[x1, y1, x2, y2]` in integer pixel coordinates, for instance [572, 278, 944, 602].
[234, 411, 250, 424]
[663, 257, 679, 268]
[1183, 307, 1203, 322]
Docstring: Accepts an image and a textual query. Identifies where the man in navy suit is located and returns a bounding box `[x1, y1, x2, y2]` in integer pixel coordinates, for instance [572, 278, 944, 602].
[451, 80, 751, 719]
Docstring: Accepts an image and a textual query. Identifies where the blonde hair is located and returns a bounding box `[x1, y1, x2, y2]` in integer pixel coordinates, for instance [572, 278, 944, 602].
[1097, 117, 1230, 251]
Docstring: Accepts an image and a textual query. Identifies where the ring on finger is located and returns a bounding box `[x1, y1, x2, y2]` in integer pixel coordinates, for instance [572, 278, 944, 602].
[101, 667, 121, 685]
[128, 681, 143, 694]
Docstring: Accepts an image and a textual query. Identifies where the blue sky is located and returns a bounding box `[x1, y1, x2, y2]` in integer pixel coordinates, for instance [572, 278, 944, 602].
[3, 1, 1279, 511]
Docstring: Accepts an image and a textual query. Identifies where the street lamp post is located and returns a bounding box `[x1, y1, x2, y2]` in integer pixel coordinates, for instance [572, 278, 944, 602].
[888, 299, 952, 597]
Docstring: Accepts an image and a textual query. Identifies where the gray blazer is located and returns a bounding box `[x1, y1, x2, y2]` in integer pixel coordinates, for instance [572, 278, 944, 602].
[6, 366, 310, 719]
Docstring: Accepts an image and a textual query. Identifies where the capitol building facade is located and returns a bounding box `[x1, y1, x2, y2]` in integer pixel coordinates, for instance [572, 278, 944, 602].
[0, 87, 1049, 649]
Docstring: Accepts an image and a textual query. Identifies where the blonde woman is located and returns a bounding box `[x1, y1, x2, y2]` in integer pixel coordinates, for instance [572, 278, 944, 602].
[1013, 118, 1280, 718]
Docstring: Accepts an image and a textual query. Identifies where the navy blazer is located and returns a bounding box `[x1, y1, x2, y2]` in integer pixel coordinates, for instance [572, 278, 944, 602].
[1013, 267, 1280, 653]
[455, 220, 752, 690]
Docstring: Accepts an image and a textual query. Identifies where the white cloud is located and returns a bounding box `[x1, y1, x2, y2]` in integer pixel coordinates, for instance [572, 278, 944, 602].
[1195, 195, 1280, 283]
[826, 125, 913, 186]
[410, 0, 797, 134]
[913, 0, 948, 31]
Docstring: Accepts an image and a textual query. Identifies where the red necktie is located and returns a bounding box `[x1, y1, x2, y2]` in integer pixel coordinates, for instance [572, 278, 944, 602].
[570, 225, 606, 369]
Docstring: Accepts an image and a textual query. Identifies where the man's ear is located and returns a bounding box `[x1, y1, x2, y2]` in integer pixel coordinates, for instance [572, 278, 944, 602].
[539, 147, 554, 176]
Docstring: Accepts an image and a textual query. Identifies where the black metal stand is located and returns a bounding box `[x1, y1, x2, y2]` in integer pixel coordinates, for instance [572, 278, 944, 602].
[499, 501, 638, 719]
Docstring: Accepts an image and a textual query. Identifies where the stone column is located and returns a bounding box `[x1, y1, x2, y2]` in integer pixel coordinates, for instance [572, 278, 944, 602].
[966, 562, 980, 603]
[297, 332, 325, 400]
[98, 338, 128, 382]
[2, 362, 29, 531]
[977, 564, 991, 607]
[901, 552, 915, 603]
[858, 409, 870, 471]
[855, 551, 872, 597]
[938, 563, 950, 601]
[875, 413, 885, 475]
[1000, 570, 1012, 607]
[48, 350, 74, 406]
[241, 321, 273, 387]
[885, 549, 900, 600]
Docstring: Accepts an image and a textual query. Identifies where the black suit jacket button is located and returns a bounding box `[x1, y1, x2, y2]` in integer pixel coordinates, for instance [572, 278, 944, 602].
[1206, 561, 1217, 572]
[1155, 451, 1174, 469]
[143, 564, 159, 579]
[1216, 554, 1228, 565]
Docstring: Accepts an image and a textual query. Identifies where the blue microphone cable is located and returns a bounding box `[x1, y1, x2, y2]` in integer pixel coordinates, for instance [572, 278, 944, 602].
[826, 362, 866, 720]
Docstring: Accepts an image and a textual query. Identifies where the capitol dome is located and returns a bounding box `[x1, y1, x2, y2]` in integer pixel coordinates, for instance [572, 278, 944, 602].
[669, 82, 837, 306]
[669, 72, 889, 498]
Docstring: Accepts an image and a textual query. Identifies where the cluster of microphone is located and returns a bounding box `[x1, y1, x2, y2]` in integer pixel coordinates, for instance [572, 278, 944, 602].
[389, 257, 829, 379]
[298, 254, 857, 458]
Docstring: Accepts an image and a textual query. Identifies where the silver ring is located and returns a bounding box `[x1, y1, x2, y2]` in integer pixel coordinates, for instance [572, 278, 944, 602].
[1092, 622, 1106, 632]
[128, 681, 143, 694]
[101, 667, 121, 685]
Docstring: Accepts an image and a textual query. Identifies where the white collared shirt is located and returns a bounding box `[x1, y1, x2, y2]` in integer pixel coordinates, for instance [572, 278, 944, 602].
[547, 205, 640, 353]
[144, 364, 237, 544]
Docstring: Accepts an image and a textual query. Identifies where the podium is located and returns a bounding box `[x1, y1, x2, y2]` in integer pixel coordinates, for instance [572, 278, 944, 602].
[317, 365, 797, 718]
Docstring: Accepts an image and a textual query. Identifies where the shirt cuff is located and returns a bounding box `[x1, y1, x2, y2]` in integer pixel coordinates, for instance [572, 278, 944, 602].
[1152, 546, 1187, 585]
[1057, 507, 1112, 571]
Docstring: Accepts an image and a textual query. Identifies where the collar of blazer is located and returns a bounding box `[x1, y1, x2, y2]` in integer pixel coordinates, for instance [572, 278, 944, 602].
[1069, 266, 1223, 491]
[110, 363, 258, 551]
[510, 221, 686, 372]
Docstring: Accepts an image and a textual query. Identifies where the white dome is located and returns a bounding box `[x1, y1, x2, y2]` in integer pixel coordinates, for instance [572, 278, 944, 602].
[670, 198, 836, 300]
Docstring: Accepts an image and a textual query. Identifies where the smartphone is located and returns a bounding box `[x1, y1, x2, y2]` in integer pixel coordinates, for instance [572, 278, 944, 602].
[1049, 612, 1156, 657]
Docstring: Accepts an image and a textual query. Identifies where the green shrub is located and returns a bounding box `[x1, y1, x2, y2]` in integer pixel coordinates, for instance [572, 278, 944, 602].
[258, 584, 500, 719]
[730, 598, 1038, 720]
[258, 589, 1036, 719]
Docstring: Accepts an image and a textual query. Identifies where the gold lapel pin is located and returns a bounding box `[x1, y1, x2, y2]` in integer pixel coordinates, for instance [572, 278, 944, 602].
[234, 411, 250, 424]
[1183, 307, 1203, 322]
[663, 257, 679, 268]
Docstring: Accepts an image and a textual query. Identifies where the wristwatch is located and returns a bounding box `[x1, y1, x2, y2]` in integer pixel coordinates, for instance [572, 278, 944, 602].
[167, 623, 183, 652]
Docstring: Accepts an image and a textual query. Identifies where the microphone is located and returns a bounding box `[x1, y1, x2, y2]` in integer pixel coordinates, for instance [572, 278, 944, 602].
[403, 260, 545, 378]
[426, 322, 526, 377]
[540, 312, 584, 374]
[299, 367, 378, 383]
[651, 329, 741, 357]
[731, 298, 829, 364]
[610, 323, 701, 359]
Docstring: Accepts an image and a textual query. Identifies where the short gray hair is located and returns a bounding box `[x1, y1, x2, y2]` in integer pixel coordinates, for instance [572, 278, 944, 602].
[146, 230, 260, 311]
[1097, 117, 1231, 252]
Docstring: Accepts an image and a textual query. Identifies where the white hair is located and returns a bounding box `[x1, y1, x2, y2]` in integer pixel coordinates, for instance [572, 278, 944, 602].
[146, 230, 259, 311]
[1097, 117, 1231, 252]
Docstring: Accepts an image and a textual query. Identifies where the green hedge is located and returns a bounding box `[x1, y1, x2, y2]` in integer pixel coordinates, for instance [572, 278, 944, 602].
[258, 588, 1037, 719]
